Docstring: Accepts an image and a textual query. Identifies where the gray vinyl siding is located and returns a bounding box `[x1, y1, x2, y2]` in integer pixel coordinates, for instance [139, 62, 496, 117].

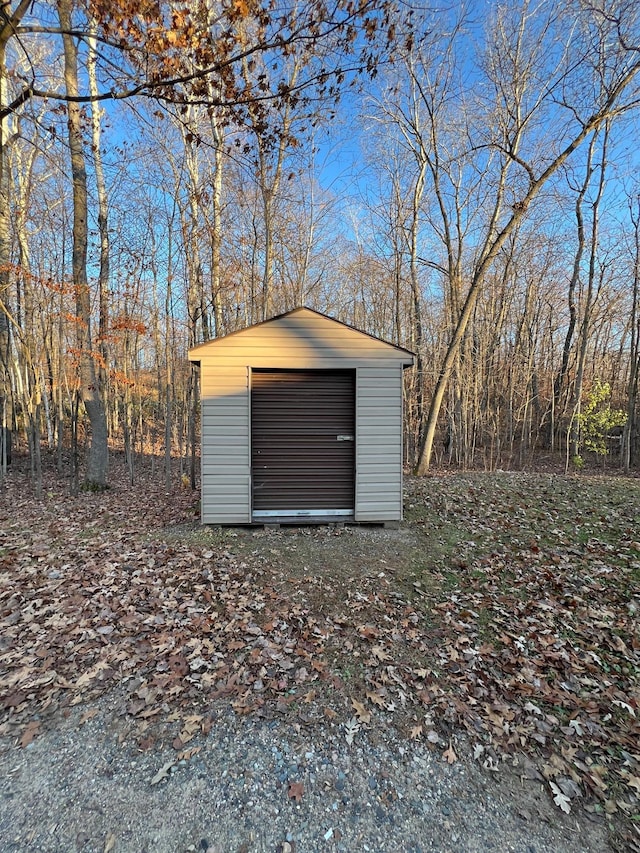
[199, 363, 250, 524]
[354, 365, 403, 521]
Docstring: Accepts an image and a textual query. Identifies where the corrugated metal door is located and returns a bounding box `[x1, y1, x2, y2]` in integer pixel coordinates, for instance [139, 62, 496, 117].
[251, 370, 355, 519]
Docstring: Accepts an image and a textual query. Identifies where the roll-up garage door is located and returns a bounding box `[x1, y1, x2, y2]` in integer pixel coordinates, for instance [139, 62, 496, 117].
[251, 369, 355, 519]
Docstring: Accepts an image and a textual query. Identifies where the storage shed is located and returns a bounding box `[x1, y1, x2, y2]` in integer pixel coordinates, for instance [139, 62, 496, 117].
[188, 307, 414, 525]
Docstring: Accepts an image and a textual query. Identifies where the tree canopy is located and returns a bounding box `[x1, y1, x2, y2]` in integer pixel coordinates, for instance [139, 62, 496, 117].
[1, 0, 640, 487]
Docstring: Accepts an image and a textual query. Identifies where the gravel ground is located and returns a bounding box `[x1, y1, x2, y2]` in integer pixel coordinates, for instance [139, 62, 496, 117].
[0, 691, 610, 853]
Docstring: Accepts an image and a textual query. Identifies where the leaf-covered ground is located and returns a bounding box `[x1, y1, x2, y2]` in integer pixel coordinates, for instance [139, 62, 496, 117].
[1, 461, 638, 848]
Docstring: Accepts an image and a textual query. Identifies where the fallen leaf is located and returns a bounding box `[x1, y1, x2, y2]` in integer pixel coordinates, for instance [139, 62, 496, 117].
[366, 690, 386, 708]
[20, 721, 40, 748]
[288, 781, 304, 802]
[557, 776, 581, 799]
[150, 760, 175, 786]
[371, 645, 391, 661]
[549, 781, 571, 813]
[568, 719, 583, 736]
[612, 700, 636, 717]
[104, 832, 116, 852]
[3, 690, 26, 708]
[79, 709, 99, 725]
[443, 741, 457, 764]
[75, 660, 110, 689]
[625, 774, 640, 794]
[344, 716, 360, 746]
[176, 746, 202, 761]
[351, 698, 371, 723]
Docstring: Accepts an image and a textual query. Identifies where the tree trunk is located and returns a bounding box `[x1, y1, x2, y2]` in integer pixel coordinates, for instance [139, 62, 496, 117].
[623, 197, 640, 472]
[88, 26, 110, 414]
[552, 142, 593, 441]
[408, 157, 427, 462]
[70, 390, 79, 496]
[0, 35, 14, 425]
[59, 0, 108, 488]
[210, 113, 225, 336]
[571, 124, 609, 458]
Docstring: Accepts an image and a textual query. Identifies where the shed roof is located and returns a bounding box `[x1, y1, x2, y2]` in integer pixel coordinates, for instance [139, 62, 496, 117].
[188, 306, 414, 365]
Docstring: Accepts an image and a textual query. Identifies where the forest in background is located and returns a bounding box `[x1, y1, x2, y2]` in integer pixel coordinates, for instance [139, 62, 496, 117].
[1, 0, 640, 494]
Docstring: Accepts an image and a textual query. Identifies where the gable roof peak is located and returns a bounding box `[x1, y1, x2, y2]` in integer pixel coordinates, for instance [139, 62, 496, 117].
[188, 304, 414, 361]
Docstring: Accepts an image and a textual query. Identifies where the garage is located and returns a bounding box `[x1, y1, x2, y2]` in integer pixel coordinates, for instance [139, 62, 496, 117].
[188, 307, 413, 525]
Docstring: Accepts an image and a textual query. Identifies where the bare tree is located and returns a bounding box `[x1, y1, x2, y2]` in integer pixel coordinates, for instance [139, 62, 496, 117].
[411, 1, 640, 472]
[570, 122, 611, 460]
[0, 2, 32, 447]
[87, 23, 110, 408]
[59, 0, 109, 488]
